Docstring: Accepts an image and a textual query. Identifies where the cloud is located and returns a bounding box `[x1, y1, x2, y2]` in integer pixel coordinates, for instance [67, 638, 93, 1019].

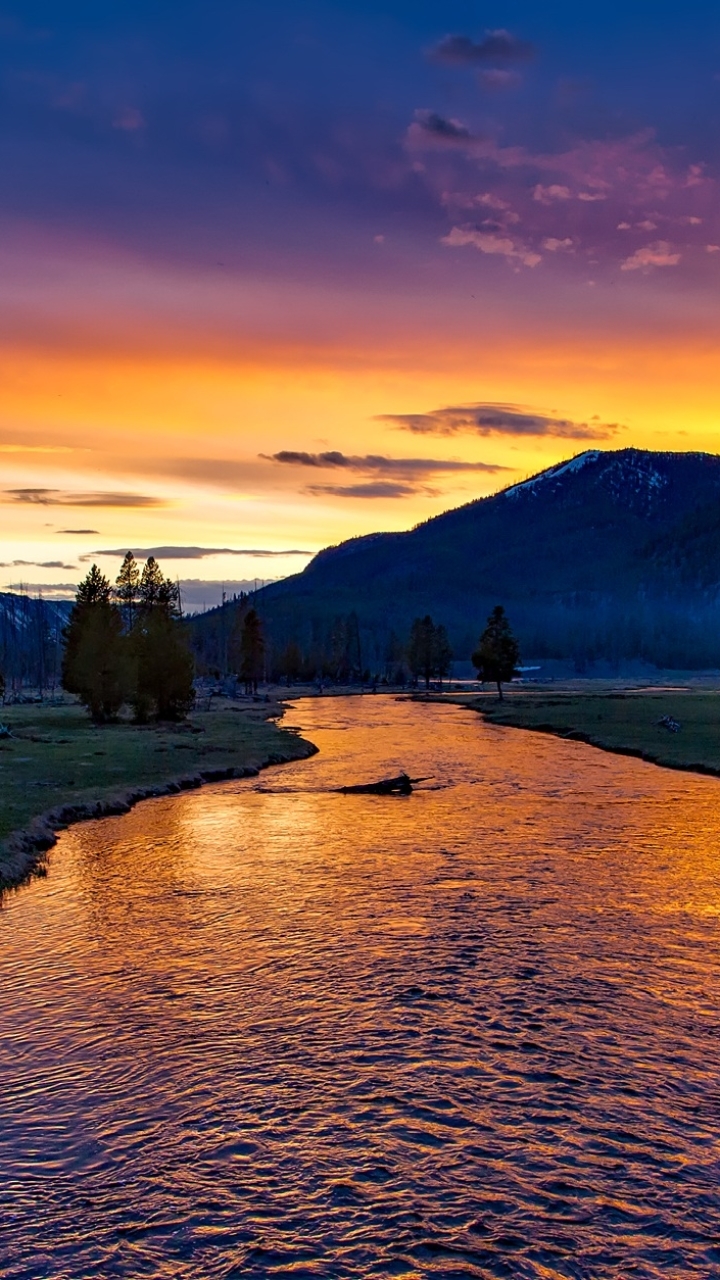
[533, 184, 572, 203]
[263, 450, 506, 479]
[305, 481, 422, 499]
[87, 546, 312, 560]
[2, 489, 164, 507]
[620, 240, 681, 271]
[478, 69, 520, 91]
[4, 583, 78, 598]
[0, 559, 75, 569]
[58, 528, 100, 534]
[542, 237, 574, 251]
[441, 226, 541, 268]
[429, 31, 535, 65]
[406, 110, 477, 150]
[410, 124, 713, 275]
[379, 403, 622, 441]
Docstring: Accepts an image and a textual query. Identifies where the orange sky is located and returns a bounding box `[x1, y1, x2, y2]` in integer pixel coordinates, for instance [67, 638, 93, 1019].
[2, 227, 720, 597]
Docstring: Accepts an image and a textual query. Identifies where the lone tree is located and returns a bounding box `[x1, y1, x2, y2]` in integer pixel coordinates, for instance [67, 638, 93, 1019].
[407, 615, 453, 689]
[472, 605, 520, 701]
[62, 565, 128, 721]
[239, 608, 265, 694]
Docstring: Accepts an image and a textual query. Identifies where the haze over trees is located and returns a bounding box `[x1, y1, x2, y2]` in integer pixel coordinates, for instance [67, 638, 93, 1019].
[472, 606, 520, 701]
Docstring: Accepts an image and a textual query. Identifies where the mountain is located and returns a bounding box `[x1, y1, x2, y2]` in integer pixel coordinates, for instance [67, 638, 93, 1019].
[0, 593, 72, 695]
[247, 449, 720, 671]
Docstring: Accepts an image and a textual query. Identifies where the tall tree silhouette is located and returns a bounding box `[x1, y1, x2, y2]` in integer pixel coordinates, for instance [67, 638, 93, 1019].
[131, 558, 194, 721]
[240, 609, 265, 694]
[62, 565, 128, 721]
[407, 615, 452, 689]
[115, 551, 140, 630]
[472, 605, 520, 701]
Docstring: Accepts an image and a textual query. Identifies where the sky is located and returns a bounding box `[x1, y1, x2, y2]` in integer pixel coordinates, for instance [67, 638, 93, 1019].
[2, 1, 720, 602]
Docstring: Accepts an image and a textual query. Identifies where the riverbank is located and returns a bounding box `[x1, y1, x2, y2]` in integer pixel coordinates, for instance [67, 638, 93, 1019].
[0, 697, 316, 893]
[447, 686, 720, 778]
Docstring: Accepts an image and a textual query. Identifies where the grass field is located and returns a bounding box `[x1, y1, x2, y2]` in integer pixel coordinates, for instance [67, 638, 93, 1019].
[458, 686, 720, 775]
[0, 696, 315, 887]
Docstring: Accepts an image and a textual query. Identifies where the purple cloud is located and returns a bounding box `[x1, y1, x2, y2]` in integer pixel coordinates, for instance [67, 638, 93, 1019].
[429, 31, 535, 65]
[379, 404, 622, 440]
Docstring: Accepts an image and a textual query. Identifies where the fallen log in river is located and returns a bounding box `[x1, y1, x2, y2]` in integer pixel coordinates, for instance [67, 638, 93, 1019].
[338, 773, 429, 795]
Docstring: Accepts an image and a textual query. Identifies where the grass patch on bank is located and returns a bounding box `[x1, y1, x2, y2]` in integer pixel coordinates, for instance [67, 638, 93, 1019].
[460, 688, 720, 775]
[0, 697, 312, 846]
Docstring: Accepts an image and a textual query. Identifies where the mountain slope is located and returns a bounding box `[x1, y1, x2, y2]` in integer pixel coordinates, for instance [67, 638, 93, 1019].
[255, 449, 720, 668]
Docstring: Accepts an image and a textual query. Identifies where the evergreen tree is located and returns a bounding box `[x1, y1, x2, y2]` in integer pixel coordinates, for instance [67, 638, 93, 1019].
[139, 556, 178, 613]
[279, 639, 302, 685]
[407, 615, 437, 689]
[471, 605, 520, 701]
[240, 609, 265, 694]
[130, 558, 194, 721]
[62, 565, 128, 721]
[115, 552, 140, 629]
[434, 623, 453, 689]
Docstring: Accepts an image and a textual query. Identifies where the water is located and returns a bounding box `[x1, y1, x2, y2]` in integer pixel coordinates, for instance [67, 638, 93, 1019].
[2, 696, 720, 1279]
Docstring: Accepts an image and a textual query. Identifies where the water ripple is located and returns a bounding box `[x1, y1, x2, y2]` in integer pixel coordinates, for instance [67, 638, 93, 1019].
[2, 697, 720, 1278]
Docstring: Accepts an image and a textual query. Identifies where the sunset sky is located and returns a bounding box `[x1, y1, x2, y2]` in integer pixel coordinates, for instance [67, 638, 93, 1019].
[2, 1, 720, 601]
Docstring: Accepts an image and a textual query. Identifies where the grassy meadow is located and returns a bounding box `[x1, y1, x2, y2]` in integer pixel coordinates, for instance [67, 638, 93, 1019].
[0, 697, 314, 875]
[457, 685, 720, 775]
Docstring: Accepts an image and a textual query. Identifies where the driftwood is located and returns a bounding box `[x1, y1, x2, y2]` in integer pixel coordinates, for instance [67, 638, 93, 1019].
[339, 772, 429, 795]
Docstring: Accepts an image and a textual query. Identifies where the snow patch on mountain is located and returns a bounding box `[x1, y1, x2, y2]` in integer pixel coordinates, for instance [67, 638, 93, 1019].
[503, 450, 601, 499]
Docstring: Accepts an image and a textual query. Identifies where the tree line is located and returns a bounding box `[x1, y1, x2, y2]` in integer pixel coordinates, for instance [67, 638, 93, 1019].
[4, 548, 521, 719]
[60, 553, 272, 720]
[187, 602, 519, 697]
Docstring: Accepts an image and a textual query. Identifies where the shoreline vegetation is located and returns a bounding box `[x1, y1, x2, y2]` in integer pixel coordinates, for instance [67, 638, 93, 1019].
[440, 685, 720, 779]
[0, 696, 317, 894]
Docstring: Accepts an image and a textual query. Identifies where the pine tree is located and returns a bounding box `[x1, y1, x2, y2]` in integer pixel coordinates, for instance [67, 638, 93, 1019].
[471, 605, 520, 701]
[434, 623, 453, 689]
[240, 609, 265, 694]
[407, 615, 437, 689]
[130, 558, 193, 721]
[115, 552, 140, 630]
[62, 565, 128, 721]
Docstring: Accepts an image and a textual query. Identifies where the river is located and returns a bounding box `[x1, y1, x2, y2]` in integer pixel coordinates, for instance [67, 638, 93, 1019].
[1, 696, 719, 1279]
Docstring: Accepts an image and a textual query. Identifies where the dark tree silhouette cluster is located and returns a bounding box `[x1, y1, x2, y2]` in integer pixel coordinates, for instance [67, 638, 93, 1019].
[62, 554, 194, 722]
[407, 615, 453, 690]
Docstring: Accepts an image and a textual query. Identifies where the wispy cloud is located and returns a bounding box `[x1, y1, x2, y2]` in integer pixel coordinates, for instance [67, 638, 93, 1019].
[379, 404, 622, 440]
[0, 559, 75, 569]
[87, 545, 312, 560]
[304, 481, 421, 499]
[441, 226, 541, 268]
[3, 489, 164, 508]
[408, 121, 715, 275]
[263, 449, 506, 479]
[58, 528, 100, 535]
[428, 31, 535, 65]
[620, 240, 682, 270]
[406, 110, 479, 150]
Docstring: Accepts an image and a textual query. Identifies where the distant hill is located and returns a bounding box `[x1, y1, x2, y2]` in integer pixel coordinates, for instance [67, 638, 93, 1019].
[247, 449, 720, 671]
[0, 592, 72, 694]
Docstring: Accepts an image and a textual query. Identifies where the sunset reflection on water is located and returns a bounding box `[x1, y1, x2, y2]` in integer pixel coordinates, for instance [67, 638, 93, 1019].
[2, 697, 720, 1279]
